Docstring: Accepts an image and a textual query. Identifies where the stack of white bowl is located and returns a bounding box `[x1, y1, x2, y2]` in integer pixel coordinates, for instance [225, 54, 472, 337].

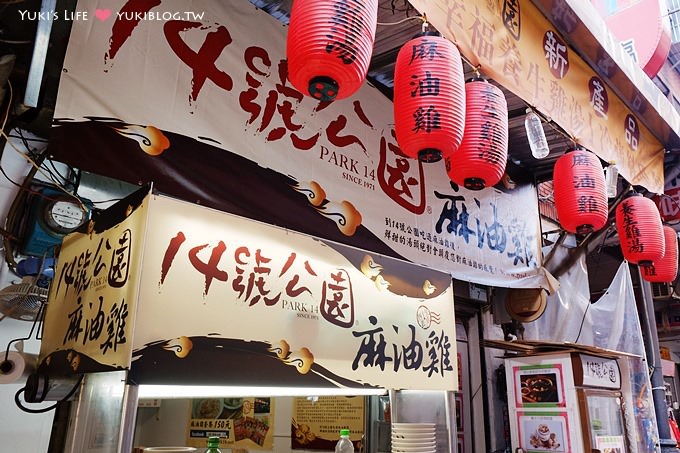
[391, 422, 436, 453]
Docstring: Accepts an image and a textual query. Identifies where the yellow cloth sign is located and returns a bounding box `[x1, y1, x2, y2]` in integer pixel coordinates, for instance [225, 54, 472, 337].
[410, 0, 664, 193]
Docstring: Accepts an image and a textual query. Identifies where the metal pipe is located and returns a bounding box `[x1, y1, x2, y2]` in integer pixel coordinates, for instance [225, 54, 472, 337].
[637, 266, 679, 452]
[24, 0, 56, 107]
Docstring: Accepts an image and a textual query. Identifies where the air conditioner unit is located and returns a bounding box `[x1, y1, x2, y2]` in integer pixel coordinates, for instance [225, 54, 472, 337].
[652, 282, 673, 300]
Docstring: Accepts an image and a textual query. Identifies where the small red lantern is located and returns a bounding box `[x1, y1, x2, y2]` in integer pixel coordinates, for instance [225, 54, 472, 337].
[615, 192, 665, 266]
[641, 225, 678, 282]
[393, 32, 466, 163]
[446, 78, 508, 190]
[286, 0, 378, 101]
[552, 147, 608, 235]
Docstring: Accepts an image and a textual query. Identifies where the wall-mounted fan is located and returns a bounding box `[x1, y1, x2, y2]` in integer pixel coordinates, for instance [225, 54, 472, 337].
[0, 258, 55, 322]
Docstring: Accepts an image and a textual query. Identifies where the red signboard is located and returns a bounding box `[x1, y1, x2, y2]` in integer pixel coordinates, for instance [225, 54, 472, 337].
[591, 0, 672, 78]
[654, 187, 680, 222]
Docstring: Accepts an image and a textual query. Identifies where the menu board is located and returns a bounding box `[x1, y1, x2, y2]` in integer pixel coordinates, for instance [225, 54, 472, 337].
[186, 397, 274, 450]
[513, 364, 566, 408]
[517, 411, 571, 452]
[596, 435, 626, 452]
[292, 396, 365, 450]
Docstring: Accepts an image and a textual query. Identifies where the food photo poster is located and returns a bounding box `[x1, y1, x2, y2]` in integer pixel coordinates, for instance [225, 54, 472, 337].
[187, 397, 274, 449]
[514, 364, 566, 407]
[518, 412, 570, 452]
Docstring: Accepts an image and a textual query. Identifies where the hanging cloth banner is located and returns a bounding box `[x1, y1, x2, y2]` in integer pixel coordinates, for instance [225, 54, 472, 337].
[131, 193, 458, 391]
[49, 0, 551, 290]
[409, 0, 665, 194]
[40, 189, 458, 390]
[39, 188, 149, 375]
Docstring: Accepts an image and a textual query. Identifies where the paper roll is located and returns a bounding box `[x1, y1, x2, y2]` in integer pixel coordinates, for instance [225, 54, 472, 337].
[0, 350, 38, 385]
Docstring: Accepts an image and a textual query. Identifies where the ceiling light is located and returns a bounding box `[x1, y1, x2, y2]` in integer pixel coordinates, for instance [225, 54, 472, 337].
[137, 385, 387, 399]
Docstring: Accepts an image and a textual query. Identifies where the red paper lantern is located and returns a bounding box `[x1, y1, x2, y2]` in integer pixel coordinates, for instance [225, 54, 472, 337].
[286, 0, 378, 101]
[615, 192, 665, 266]
[393, 33, 466, 162]
[552, 148, 608, 235]
[641, 225, 678, 282]
[446, 78, 508, 190]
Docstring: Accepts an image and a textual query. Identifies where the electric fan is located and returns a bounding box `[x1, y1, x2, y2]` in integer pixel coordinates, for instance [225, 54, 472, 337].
[0, 258, 54, 322]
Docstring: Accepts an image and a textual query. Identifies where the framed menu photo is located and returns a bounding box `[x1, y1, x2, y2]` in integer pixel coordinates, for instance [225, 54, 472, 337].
[186, 397, 274, 450]
[455, 394, 464, 431]
[596, 435, 625, 452]
[513, 364, 566, 408]
[517, 411, 570, 453]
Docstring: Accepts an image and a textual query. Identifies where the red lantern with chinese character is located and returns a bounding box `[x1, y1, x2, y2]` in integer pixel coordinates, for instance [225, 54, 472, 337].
[641, 225, 678, 282]
[286, 0, 378, 101]
[552, 147, 608, 235]
[393, 32, 466, 162]
[615, 192, 665, 266]
[446, 78, 508, 190]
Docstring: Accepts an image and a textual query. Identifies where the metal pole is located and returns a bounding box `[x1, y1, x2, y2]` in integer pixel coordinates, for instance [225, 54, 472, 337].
[24, 0, 57, 107]
[638, 267, 679, 452]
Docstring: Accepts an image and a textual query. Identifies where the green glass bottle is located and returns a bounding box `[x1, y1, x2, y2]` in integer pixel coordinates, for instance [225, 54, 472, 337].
[205, 436, 222, 453]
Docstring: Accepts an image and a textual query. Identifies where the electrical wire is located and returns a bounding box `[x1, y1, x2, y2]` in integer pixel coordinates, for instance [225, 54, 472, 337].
[14, 127, 42, 157]
[2, 149, 45, 271]
[0, 79, 11, 141]
[378, 0, 414, 13]
[0, 161, 22, 187]
[90, 196, 125, 205]
[6, 133, 48, 143]
[573, 299, 592, 343]
[0, 83, 92, 270]
[571, 224, 617, 343]
[47, 158, 72, 184]
[0, 129, 87, 212]
[10, 127, 78, 190]
[0, 39, 32, 45]
[587, 223, 616, 281]
[377, 15, 424, 26]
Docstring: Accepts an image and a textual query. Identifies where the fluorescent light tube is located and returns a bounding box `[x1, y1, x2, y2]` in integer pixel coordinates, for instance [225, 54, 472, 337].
[137, 385, 387, 399]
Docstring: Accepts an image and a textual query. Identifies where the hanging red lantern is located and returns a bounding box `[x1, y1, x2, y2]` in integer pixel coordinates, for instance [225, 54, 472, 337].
[286, 0, 378, 101]
[552, 147, 608, 235]
[615, 192, 665, 266]
[641, 225, 678, 283]
[446, 78, 508, 190]
[393, 32, 466, 163]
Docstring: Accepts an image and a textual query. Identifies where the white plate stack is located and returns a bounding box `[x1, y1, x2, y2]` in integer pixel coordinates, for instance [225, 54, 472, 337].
[391, 422, 437, 453]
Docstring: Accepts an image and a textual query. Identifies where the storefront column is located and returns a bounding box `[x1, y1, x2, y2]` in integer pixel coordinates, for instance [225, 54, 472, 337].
[638, 268, 680, 452]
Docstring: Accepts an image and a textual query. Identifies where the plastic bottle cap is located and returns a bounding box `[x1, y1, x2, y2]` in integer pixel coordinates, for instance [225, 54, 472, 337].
[340, 429, 350, 436]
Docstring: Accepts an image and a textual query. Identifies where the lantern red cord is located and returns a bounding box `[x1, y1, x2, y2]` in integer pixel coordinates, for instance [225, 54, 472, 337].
[641, 225, 678, 283]
[286, 0, 378, 101]
[615, 192, 665, 266]
[446, 78, 508, 190]
[552, 148, 608, 235]
[393, 33, 466, 162]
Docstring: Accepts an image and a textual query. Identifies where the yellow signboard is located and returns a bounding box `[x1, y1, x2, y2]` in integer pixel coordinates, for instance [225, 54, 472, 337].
[187, 397, 274, 450]
[410, 0, 665, 193]
[39, 192, 148, 375]
[292, 396, 365, 450]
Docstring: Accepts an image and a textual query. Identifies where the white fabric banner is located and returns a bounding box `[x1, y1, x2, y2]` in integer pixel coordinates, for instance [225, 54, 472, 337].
[53, 0, 549, 289]
[134, 194, 457, 390]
